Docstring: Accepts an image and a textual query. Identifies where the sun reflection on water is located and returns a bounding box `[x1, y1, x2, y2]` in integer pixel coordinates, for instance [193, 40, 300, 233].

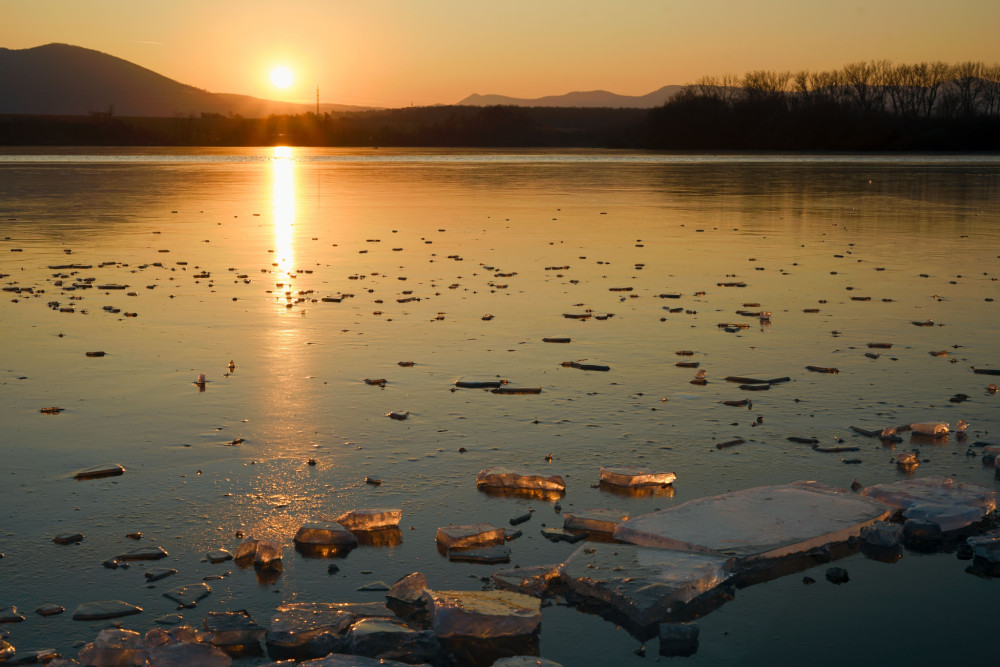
[271, 146, 296, 301]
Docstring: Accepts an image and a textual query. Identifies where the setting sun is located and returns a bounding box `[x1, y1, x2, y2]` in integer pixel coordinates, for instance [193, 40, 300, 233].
[269, 66, 294, 89]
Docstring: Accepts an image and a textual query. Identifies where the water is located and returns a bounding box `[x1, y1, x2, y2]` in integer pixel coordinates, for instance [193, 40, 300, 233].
[1, 148, 998, 664]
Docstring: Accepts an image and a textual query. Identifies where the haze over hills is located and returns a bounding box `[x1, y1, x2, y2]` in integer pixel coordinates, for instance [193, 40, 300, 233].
[0, 43, 370, 117]
[457, 86, 683, 108]
[1, 43, 682, 118]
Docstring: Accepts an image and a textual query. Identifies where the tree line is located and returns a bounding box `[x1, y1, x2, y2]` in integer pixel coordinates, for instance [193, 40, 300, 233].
[644, 60, 1000, 150]
[2, 60, 998, 150]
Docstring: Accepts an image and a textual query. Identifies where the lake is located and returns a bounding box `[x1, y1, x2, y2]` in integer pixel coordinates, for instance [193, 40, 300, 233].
[1, 148, 999, 665]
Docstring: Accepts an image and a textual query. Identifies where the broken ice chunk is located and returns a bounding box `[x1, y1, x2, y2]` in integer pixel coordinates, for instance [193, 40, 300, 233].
[427, 590, 541, 639]
[860, 521, 903, 549]
[476, 467, 565, 491]
[436, 524, 505, 551]
[491, 565, 561, 598]
[614, 481, 892, 563]
[346, 617, 439, 663]
[862, 476, 998, 532]
[293, 520, 357, 557]
[202, 610, 265, 648]
[253, 541, 283, 571]
[910, 422, 949, 437]
[599, 465, 676, 488]
[387, 572, 428, 605]
[143, 626, 233, 667]
[265, 602, 394, 660]
[563, 508, 630, 533]
[559, 542, 731, 628]
[492, 658, 564, 667]
[77, 628, 145, 667]
[335, 508, 402, 531]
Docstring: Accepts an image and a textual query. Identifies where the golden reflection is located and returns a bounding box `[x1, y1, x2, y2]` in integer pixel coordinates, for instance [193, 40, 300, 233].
[271, 146, 296, 298]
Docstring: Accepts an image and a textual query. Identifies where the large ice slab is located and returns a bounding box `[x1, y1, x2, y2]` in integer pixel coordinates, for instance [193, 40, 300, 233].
[861, 476, 998, 531]
[427, 590, 541, 639]
[476, 467, 566, 492]
[559, 542, 731, 628]
[614, 481, 892, 563]
[335, 508, 402, 531]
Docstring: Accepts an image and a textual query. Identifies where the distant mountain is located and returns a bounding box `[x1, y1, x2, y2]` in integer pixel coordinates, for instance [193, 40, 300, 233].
[0, 43, 371, 117]
[457, 85, 682, 108]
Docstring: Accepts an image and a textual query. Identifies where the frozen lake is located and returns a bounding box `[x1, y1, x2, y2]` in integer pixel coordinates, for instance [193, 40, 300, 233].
[1, 148, 999, 664]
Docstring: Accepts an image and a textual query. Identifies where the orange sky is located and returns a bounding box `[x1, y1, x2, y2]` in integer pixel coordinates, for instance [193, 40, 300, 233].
[3, 0, 998, 107]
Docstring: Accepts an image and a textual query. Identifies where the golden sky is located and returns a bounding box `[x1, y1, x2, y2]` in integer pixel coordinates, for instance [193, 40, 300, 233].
[3, 0, 998, 107]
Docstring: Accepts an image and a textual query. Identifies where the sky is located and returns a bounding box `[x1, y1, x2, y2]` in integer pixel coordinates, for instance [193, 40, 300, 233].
[3, 0, 999, 108]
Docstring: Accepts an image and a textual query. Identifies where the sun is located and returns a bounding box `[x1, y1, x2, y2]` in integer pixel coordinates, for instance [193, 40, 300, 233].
[270, 66, 294, 89]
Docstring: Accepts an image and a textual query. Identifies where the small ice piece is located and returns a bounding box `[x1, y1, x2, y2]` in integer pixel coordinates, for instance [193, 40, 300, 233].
[563, 508, 630, 533]
[118, 546, 168, 560]
[427, 590, 542, 639]
[476, 467, 566, 491]
[880, 426, 897, 438]
[206, 549, 233, 563]
[233, 538, 255, 562]
[77, 628, 145, 667]
[294, 519, 359, 548]
[254, 541, 283, 571]
[72, 600, 143, 620]
[895, 451, 919, 469]
[967, 531, 1000, 563]
[560, 542, 731, 628]
[53, 532, 84, 545]
[910, 422, 949, 437]
[859, 521, 903, 549]
[956, 419, 970, 432]
[615, 481, 892, 563]
[163, 582, 211, 608]
[600, 465, 676, 488]
[862, 476, 998, 532]
[0, 641, 12, 661]
[387, 572, 427, 605]
[144, 567, 177, 582]
[540, 527, 587, 543]
[34, 603, 65, 617]
[335, 508, 402, 531]
[203, 610, 265, 648]
[74, 463, 125, 479]
[436, 524, 505, 550]
[0, 606, 25, 623]
[386, 410, 409, 420]
[448, 544, 511, 563]
[265, 602, 394, 658]
[659, 622, 700, 657]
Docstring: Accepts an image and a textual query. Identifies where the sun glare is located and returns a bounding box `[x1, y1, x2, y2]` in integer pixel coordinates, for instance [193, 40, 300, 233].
[270, 66, 294, 89]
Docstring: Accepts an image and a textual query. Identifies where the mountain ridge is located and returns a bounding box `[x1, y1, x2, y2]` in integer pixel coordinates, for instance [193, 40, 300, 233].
[457, 85, 682, 108]
[0, 43, 371, 117]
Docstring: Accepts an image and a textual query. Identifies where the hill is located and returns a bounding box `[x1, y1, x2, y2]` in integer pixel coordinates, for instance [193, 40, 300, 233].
[457, 85, 682, 108]
[0, 43, 369, 118]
